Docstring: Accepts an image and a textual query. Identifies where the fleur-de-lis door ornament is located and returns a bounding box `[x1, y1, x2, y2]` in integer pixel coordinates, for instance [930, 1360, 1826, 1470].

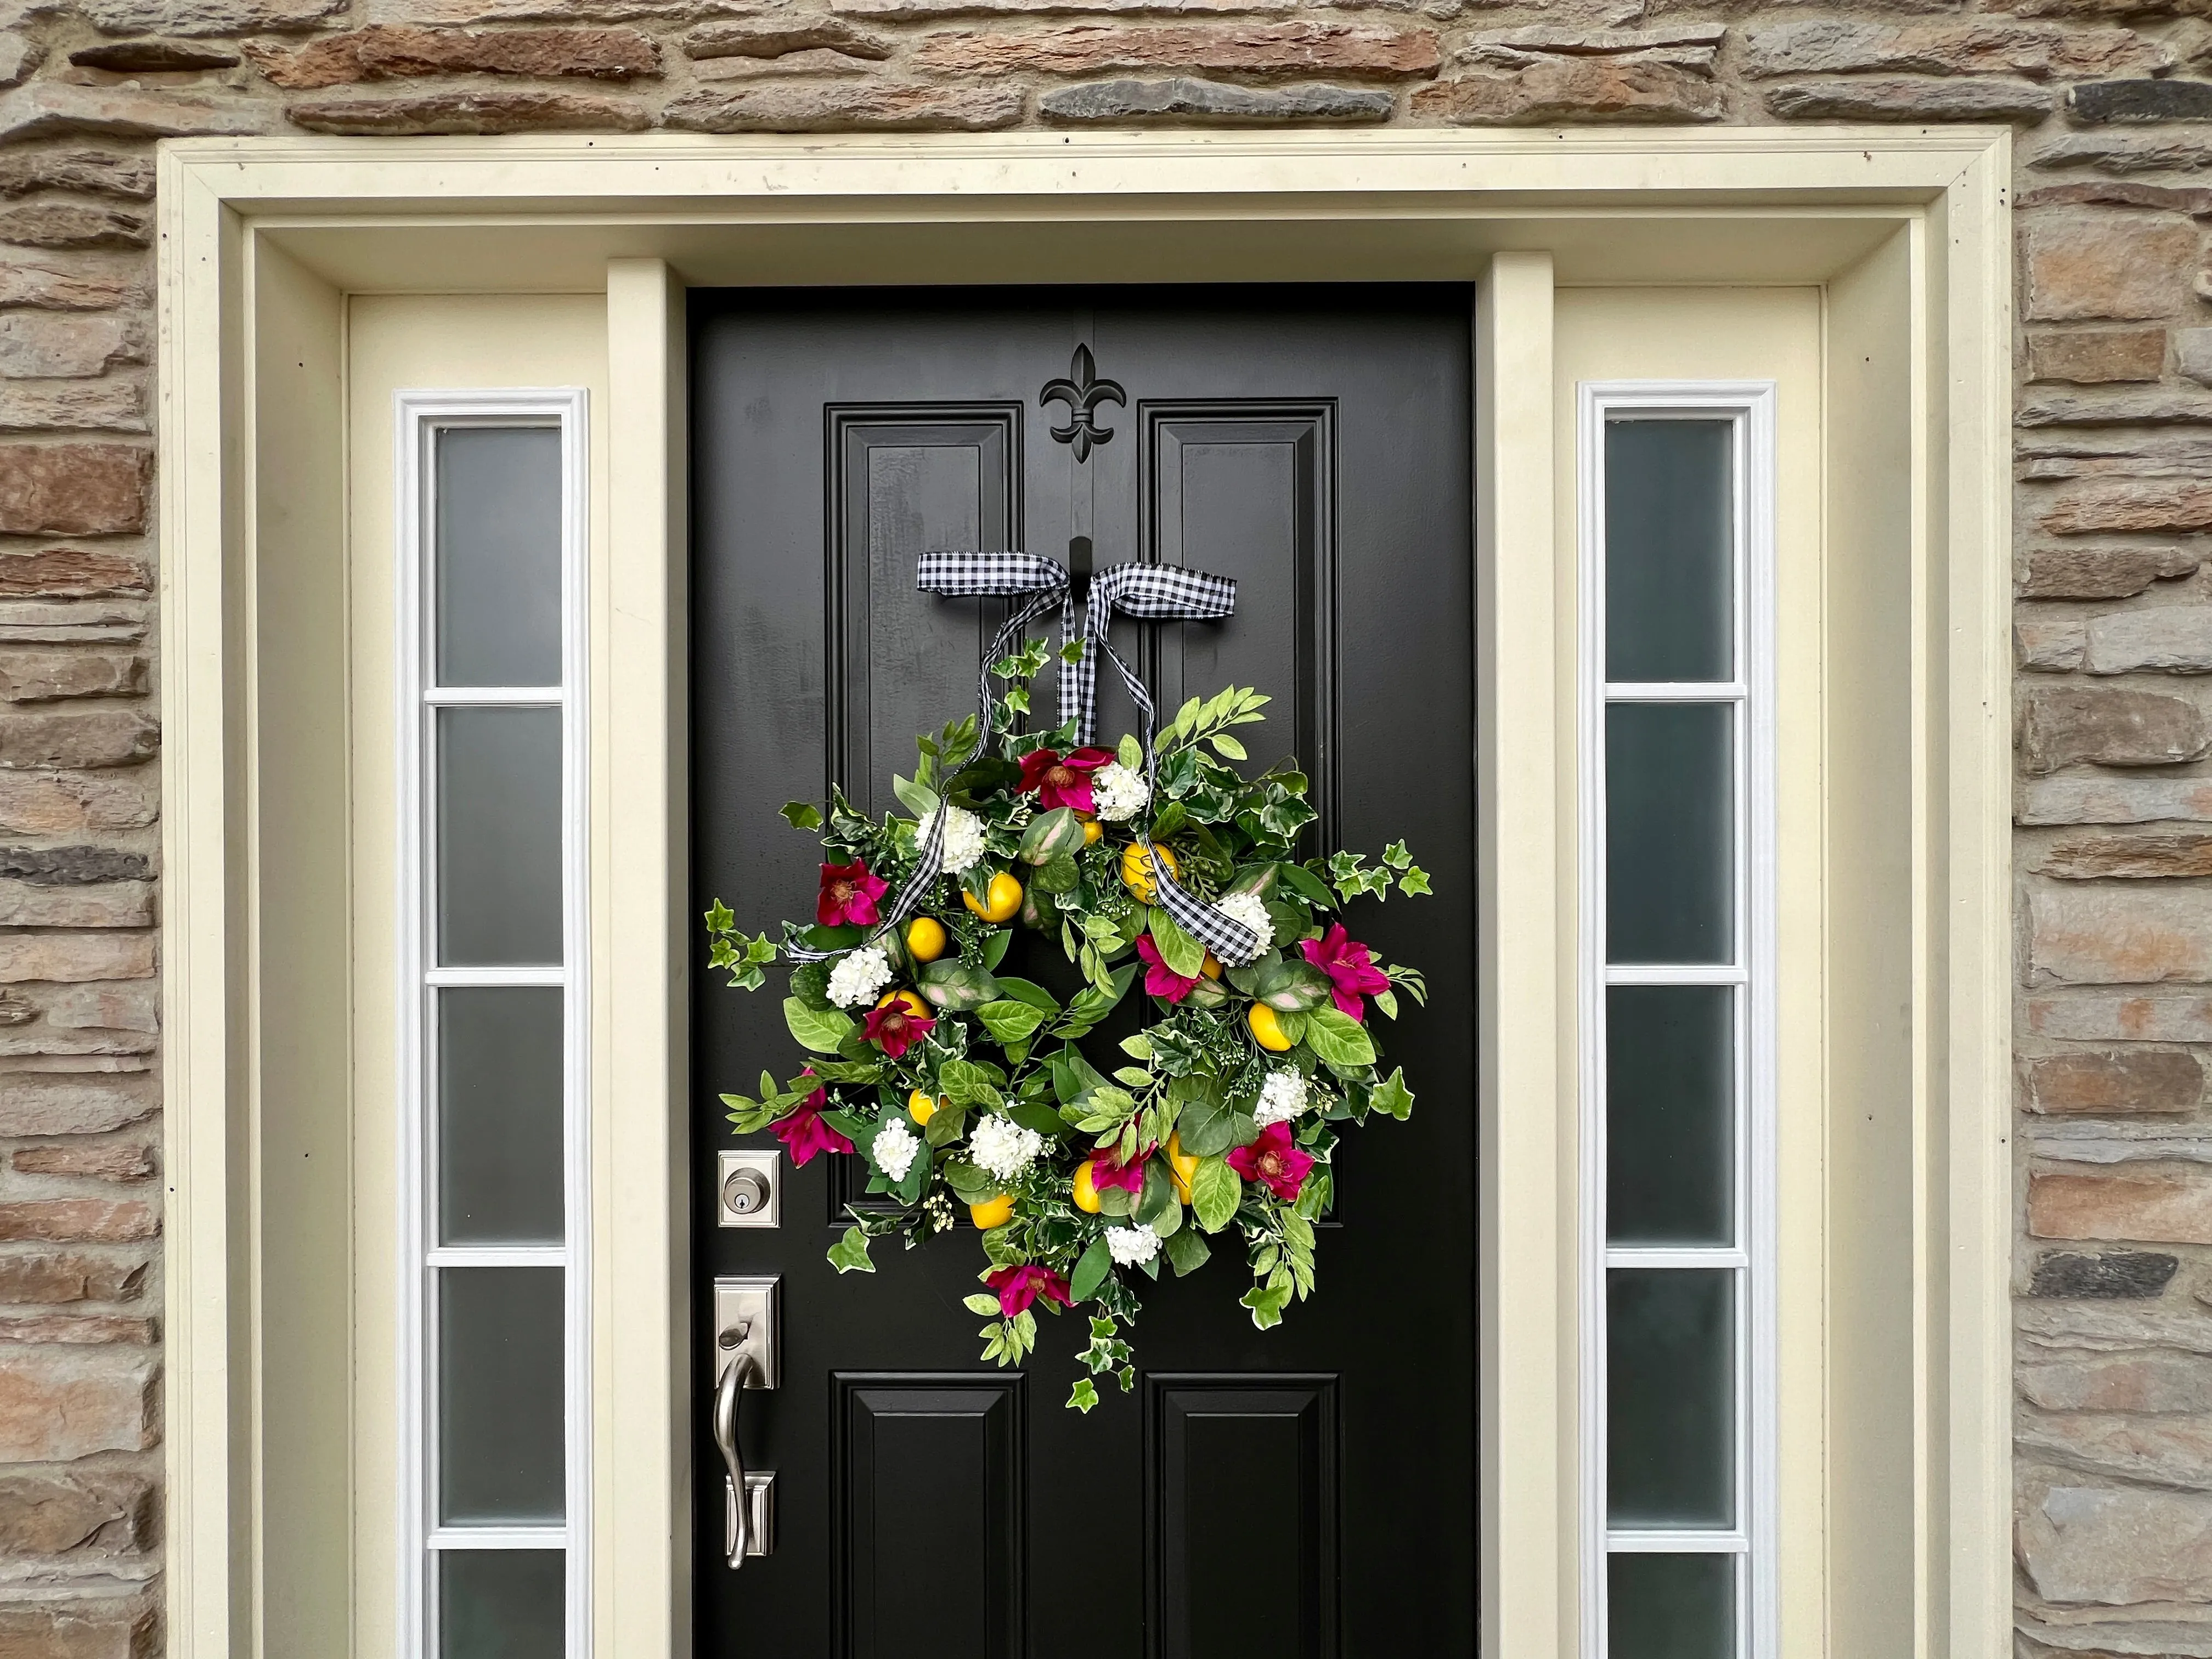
[1039, 343, 1126, 464]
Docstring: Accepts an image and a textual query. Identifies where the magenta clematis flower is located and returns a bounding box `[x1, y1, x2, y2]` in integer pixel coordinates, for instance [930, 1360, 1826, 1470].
[817, 859, 889, 928]
[1227, 1121, 1314, 1202]
[1135, 933, 1201, 1004]
[985, 1263, 1071, 1317]
[772, 1083, 853, 1168]
[861, 996, 935, 1058]
[1016, 746, 1113, 814]
[1088, 1149, 1149, 1195]
[1299, 923, 1392, 1022]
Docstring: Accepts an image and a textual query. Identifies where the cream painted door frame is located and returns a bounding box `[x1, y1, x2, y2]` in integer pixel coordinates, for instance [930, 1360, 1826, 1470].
[155, 129, 2011, 1659]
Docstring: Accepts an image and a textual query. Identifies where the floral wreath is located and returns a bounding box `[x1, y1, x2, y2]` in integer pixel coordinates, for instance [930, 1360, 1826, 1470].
[707, 566, 1429, 1412]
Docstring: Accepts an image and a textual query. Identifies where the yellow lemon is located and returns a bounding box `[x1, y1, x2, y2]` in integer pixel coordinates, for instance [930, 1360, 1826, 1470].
[962, 871, 1023, 923]
[876, 988, 929, 1018]
[1200, 952, 1223, 980]
[1247, 1002, 1295, 1052]
[905, 916, 948, 963]
[906, 1088, 941, 1127]
[1120, 840, 1181, 902]
[969, 1193, 1015, 1229]
[1082, 819, 1104, 846]
[1165, 1133, 1200, 1204]
[1072, 1158, 1102, 1214]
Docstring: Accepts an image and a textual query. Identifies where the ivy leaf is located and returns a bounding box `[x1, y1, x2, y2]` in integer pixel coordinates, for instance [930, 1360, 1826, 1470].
[827, 1226, 876, 1274]
[1241, 1281, 1290, 1330]
[779, 802, 823, 831]
[1397, 864, 1432, 897]
[1069, 1235, 1114, 1304]
[784, 998, 856, 1054]
[1146, 906, 1206, 979]
[1302, 1006, 1378, 1069]
[1162, 1227, 1211, 1277]
[1191, 1157, 1242, 1232]
[1067, 1379, 1101, 1414]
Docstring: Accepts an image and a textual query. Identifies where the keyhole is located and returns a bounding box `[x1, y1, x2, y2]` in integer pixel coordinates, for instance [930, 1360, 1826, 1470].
[724, 1167, 769, 1215]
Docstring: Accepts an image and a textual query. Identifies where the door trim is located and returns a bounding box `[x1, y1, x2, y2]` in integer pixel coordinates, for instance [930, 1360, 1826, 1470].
[155, 129, 2011, 1659]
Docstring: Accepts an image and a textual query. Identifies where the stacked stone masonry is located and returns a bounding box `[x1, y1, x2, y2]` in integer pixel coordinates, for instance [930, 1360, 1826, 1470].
[0, 0, 2197, 1641]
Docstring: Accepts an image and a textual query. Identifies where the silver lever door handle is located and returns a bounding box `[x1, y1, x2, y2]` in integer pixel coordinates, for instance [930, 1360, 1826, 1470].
[712, 1332, 759, 1569]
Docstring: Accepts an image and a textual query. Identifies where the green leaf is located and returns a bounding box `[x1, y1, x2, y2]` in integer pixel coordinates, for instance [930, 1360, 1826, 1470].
[1135, 1159, 1180, 1229]
[1241, 1282, 1290, 1329]
[1146, 906, 1206, 979]
[1371, 1068, 1414, 1120]
[1373, 988, 1400, 1020]
[1302, 1006, 1378, 1068]
[919, 957, 1000, 1012]
[1067, 1378, 1101, 1413]
[963, 1293, 1003, 1316]
[1382, 840, 1413, 870]
[982, 928, 1013, 970]
[779, 801, 823, 831]
[1116, 732, 1143, 769]
[1069, 1235, 1114, 1303]
[1191, 1157, 1242, 1232]
[1162, 1226, 1211, 1276]
[1398, 864, 1432, 897]
[1278, 862, 1336, 908]
[975, 999, 1047, 1045]
[783, 998, 856, 1054]
[890, 773, 940, 818]
[944, 1161, 1001, 1204]
[827, 1226, 876, 1274]
[990, 976, 1062, 1017]
[1209, 732, 1248, 761]
[1255, 957, 1334, 1013]
[1034, 851, 1081, 894]
[1175, 1095, 1242, 1158]
[1007, 1097, 1075, 1139]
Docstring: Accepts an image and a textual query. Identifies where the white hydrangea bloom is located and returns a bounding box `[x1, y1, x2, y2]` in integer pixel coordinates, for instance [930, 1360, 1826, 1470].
[826, 945, 893, 1009]
[1105, 1224, 1159, 1266]
[873, 1118, 921, 1183]
[939, 806, 987, 874]
[969, 1115, 1045, 1184]
[1090, 761, 1150, 822]
[1213, 890, 1274, 958]
[1254, 1068, 1310, 1127]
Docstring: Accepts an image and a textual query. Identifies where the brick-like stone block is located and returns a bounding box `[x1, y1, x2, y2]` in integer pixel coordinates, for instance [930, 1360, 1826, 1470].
[44, 981, 158, 1034]
[912, 21, 1441, 76]
[0, 708, 157, 769]
[2018, 686, 2209, 774]
[2073, 77, 2212, 123]
[0, 879, 152, 927]
[2086, 605, 2212, 672]
[0, 1251, 145, 1306]
[0, 205, 149, 254]
[0, 1201, 156, 1244]
[0, 264, 132, 313]
[1042, 76, 1392, 122]
[0, 1314, 154, 1344]
[0, 82, 275, 144]
[0, 151, 155, 202]
[1765, 76, 2052, 122]
[0, 550, 148, 600]
[0, 1598, 156, 1659]
[0, 1353, 155, 1459]
[2028, 328, 2167, 383]
[2020, 776, 2212, 825]
[0, 769, 156, 834]
[285, 87, 654, 134]
[2019, 389, 2212, 427]
[13, 1143, 155, 1182]
[81, 0, 345, 32]
[2020, 1048, 2203, 1111]
[2029, 1250, 2180, 1297]
[0, 314, 143, 381]
[2026, 213, 2203, 321]
[0, 383, 150, 436]
[69, 40, 242, 72]
[246, 24, 661, 88]
[0, 650, 145, 702]
[0, 933, 155, 984]
[2021, 1485, 2212, 1605]
[0, 1076, 154, 1138]
[2024, 1351, 2212, 1410]
[2019, 614, 2088, 670]
[0, 445, 145, 536]
[2019, 1411, 2212, 1488]
[2032, 1166, 2212, 1242]
[0, 1470, 152, 1555]
[2018, 545, 2201, 599]
[0, 846, 151, 885]
[2030, 887, 2212, 985]
[663, 82, 1024, 130]
[1413, 59, 1722, 124]
[2037, 830, 2212, 879]
[2029, 994, 2212, 1042]
[2047, 481, 2212, 537]
[1742, 19, 2167, 79]
[685, 16, 893, 57]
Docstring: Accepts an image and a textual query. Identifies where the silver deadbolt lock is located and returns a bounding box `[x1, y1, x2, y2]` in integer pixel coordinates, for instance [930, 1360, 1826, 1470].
[717, 1149, 781, 1228]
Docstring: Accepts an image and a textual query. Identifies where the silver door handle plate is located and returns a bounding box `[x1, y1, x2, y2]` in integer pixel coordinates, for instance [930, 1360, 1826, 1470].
[726, 1471, 775, 1560]
[718, 1149, 781, 1227]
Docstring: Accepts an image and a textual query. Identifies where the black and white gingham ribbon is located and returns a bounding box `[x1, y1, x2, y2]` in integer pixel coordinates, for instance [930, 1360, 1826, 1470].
[917, 551, 1262, 966]
[783, 789, 950, 964]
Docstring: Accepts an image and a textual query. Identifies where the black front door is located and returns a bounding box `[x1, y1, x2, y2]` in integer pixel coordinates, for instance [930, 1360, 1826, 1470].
[691, 287, 1475, 1657]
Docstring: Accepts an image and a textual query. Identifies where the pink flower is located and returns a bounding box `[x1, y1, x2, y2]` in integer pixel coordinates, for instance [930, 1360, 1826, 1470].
[771, 1084, 853, 1168]
[985, 1263, 1071, 1317]
[1299, 923, 1392, 1022]
[817, 859, 889, 928]
[1088, 1149, 1149, 1195]
[1227, 1121, 1314, 1202]
[1136, 933, 1200, 1004]
[861, 996, 935, 1059]
[1016, 746, 1113, 813]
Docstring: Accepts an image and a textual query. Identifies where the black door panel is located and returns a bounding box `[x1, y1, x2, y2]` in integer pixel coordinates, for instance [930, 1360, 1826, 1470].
[691, 287, 1475, 1657]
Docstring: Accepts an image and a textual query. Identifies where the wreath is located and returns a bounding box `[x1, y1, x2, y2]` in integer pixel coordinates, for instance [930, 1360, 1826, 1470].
[706, 570, 1430, 1413]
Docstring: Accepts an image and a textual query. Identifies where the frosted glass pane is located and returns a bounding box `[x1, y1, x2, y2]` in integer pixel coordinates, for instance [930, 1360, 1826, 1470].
[1607, 703, 1733, 966]
[439, 1549, 564, 1659]
[1609, 1268, 1735, 1528]
[1606, 419, 1733, 685]
[439, 1267, 564, 1525]
[436, 427, 562, 689]
[1609, 1553, 1735, 1659]
[437, 707, 562, 967]
[1608, 986, 1734, 1246]
[438, 988, 563, 1245]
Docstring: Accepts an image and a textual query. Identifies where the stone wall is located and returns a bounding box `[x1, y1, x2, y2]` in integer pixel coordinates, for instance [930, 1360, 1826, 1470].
[0, 0, 2202, 1646]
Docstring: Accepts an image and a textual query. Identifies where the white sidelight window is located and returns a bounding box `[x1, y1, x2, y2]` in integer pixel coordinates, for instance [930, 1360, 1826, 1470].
[396, 392, 591, 1659]
[1578, 384, 1778, 1659]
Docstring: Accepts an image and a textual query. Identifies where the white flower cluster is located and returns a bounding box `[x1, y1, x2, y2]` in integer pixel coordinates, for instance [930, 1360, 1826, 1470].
[940, 805, 987, 874]
[1105, 1224, 1159, 1266]
[1090, 761, 1149, 822]
[826, 945, 893, 1009]
[1254, 1068, 1310, 1127]
[969, 1114, 1045, 1184]
[873, 1118, 921, 1182]
[1213, 890, 1273, 957]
